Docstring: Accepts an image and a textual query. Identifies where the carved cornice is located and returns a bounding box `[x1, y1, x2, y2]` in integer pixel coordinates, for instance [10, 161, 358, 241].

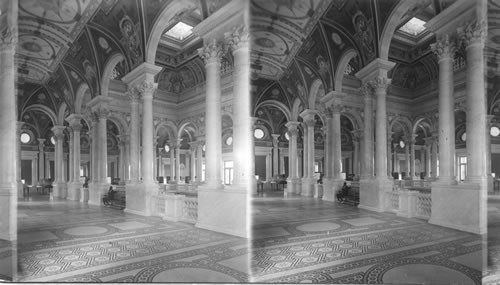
[430, 35, 457, 62]
[198, 39, 224, 65]
[225, 25, 249, 53]
[458, 20, 487, 48]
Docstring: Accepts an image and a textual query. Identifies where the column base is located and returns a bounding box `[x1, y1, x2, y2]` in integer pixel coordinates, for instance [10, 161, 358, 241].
[80, 187, 89, 203]
[53, 182, 68, 199]
[0, 240, 17, 281]
[67, 182, 82, 201]
[286, 178, 301, 195]
[0, 183, 17, 241]
[124, 182, 159, 216]
[195, 184, 249, 238]
[429, 180, 486, 234]
[301, 177, 316, 197]
[88, 182, 110, 206]
[358, 177, 391, 213]
[322, 178, 343, 202]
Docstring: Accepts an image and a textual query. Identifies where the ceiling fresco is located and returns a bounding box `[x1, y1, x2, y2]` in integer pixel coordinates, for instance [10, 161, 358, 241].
[17, 0, 101, 84]
[255, 82, 292, 111]
[250, 0, 331, 79]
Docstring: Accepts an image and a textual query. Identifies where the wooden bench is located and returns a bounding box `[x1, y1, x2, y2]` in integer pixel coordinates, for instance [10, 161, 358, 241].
[103, 190, 126, 209]
[341, 186, 359, 206]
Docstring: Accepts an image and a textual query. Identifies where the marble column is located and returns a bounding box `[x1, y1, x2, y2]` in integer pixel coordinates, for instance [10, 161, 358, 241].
[66, 114, 83, 200]
[69, 131, 74, 183]
[198, 40, 224, 188]
[32, 157, 38, 187]
[321, 92, 344, 201]
[118, 135, 126, 182]
[352, 131, 361, 178]
[16, 122, 24, 197]
[135, 81, 157, 185]
[265, 152, 272, 183]
[51, 125, 67, 199]
[431, 135, 438, 178]
[460, 21, 488, 184]
[431, 35, 457, 184]
[410, 135, 417, 179]
[298, 149, 303, 180]
[189, 143, 197, 183]
[0, 6, 18, 284]
[176, 140, 182, 183]
[285, 122, 301, 195]
[169, 143, 176, 183]
[226, 25, 253, 188]
[271, 134, 280, 177]
[38, 139, 46, 180]
[370, 76, 391, 180]
[86, 97, 111, 206]
[196, 140, 204, 183]
[360, 85, 374, 179]
[425, 139, 432, 178]
[127, 90, 141, 184]
[300, 109, 317, 197]
[404, 139, 410, 176]
[387, 133, 393, 177]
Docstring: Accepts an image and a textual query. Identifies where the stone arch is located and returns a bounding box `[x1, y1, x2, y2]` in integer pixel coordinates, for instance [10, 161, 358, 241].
[74, 83, 90, 114]
[308, 78, 324, 110]
[291, 97, 304, 122]
[335, 49, 358, 91]
[145, 1, 198, 63]
[155, 120, 178, 141]
[379, 0, 417, 60]
[177, 120, 199, 141]
[107, 112, 128, 136]
[389, 115, 412, 139]
[341, 109, 362, 131]
[21, 104, 57, 126]
[57, 102, 67, 125]
[101, 53, 126, 97]
[412, 115, 435, 136]
[254, 100, 292, 122]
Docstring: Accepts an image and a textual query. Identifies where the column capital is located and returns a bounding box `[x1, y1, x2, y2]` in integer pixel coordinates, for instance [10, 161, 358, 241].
[321, 91, 344, 114]
[66, 114, 83, 130]
[271, 134, 280, 146]
[430, 34, 457, 62]
[93, 108, 109, 120]
[285, 121, 300, 132]
[51, 125, 66, 140]
[367, 76, 391, 93]
[117, 134, 130, 145]
[126, 88, 141, 102]
[458, 20, 486, 48]
[37, 138, 46, 150]
[299, 109, 318, 126]
[351, 129, 363, 141]
[198, 39, 224, 65]
[225, 25, 249, 53]
[133, 80, 157, 99]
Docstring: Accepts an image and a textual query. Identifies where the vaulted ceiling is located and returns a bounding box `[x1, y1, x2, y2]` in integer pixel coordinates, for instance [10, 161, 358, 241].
[16, 0, 231, 125]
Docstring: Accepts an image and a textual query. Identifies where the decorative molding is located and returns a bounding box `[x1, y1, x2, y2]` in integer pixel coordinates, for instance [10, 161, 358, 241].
[133, 80, 157, 99]
[367, 76, 391, 93]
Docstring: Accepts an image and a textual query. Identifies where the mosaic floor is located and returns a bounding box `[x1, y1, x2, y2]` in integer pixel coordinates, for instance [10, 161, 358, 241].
[251, 192, 483, 284]
[16, 192, 249, 282]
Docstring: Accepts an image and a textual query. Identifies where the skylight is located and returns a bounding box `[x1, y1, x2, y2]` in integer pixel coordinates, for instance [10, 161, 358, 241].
[164, 22, 193, 41]
[398, 17, 426, 36]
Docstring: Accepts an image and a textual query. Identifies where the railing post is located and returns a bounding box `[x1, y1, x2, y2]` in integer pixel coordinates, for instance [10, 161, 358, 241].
[397, 190, 409, 217]
[407, 190, 417, 218]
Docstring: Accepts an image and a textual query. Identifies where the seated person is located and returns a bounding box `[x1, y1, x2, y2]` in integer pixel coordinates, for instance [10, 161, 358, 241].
[102, 186, 116, 206]
[336, 182, 350, 202]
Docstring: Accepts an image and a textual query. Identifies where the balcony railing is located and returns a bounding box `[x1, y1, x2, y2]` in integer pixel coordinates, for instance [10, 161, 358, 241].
[152, 192, 198, 224]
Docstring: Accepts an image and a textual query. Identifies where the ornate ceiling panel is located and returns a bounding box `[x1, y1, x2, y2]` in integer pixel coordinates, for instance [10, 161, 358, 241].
[17, 0, 102, 84]
[250, 0, 331, 80]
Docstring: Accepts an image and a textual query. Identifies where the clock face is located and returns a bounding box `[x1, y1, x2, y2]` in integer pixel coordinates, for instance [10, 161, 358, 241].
[491, 126, 500, 137]
[164, 145, 170, 152]
[461, 132, 466, 142]
[399, 140, 405, 148]
[20, 133, 31, 144]
[254, 128, 265, 139]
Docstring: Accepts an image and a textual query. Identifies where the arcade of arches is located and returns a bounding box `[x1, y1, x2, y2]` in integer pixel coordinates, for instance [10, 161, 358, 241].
[0, 0, 500, 283]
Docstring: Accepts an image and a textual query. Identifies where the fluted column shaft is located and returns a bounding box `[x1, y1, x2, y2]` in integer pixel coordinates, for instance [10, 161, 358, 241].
[16, 122, 23, 192]
[199, 40, 224, 187]
[431, 137, 438, 177]
[190, 146, 196, 181]
[70, 123, 82, 183]
[135, 81, 156, 184]
[460, 22, 488, 182]
[331, 106, 342, 178]
[300, 112, 316, 179]
[196, 141, 204, 182]
[431, 35, 456, 183]
[352, 133, 361, 176]
[425, 140, 432, 178]
[97, 111, 108, 182]
[176, 142, 181, 183]
[410, 138, 416, 179]
[69, 131, 74, 182]
[170, 145, 176, 181]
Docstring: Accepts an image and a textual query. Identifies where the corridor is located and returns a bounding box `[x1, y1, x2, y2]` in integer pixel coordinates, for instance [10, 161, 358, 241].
[250, 192, 482, 284]
[16, 192, 249, 282]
